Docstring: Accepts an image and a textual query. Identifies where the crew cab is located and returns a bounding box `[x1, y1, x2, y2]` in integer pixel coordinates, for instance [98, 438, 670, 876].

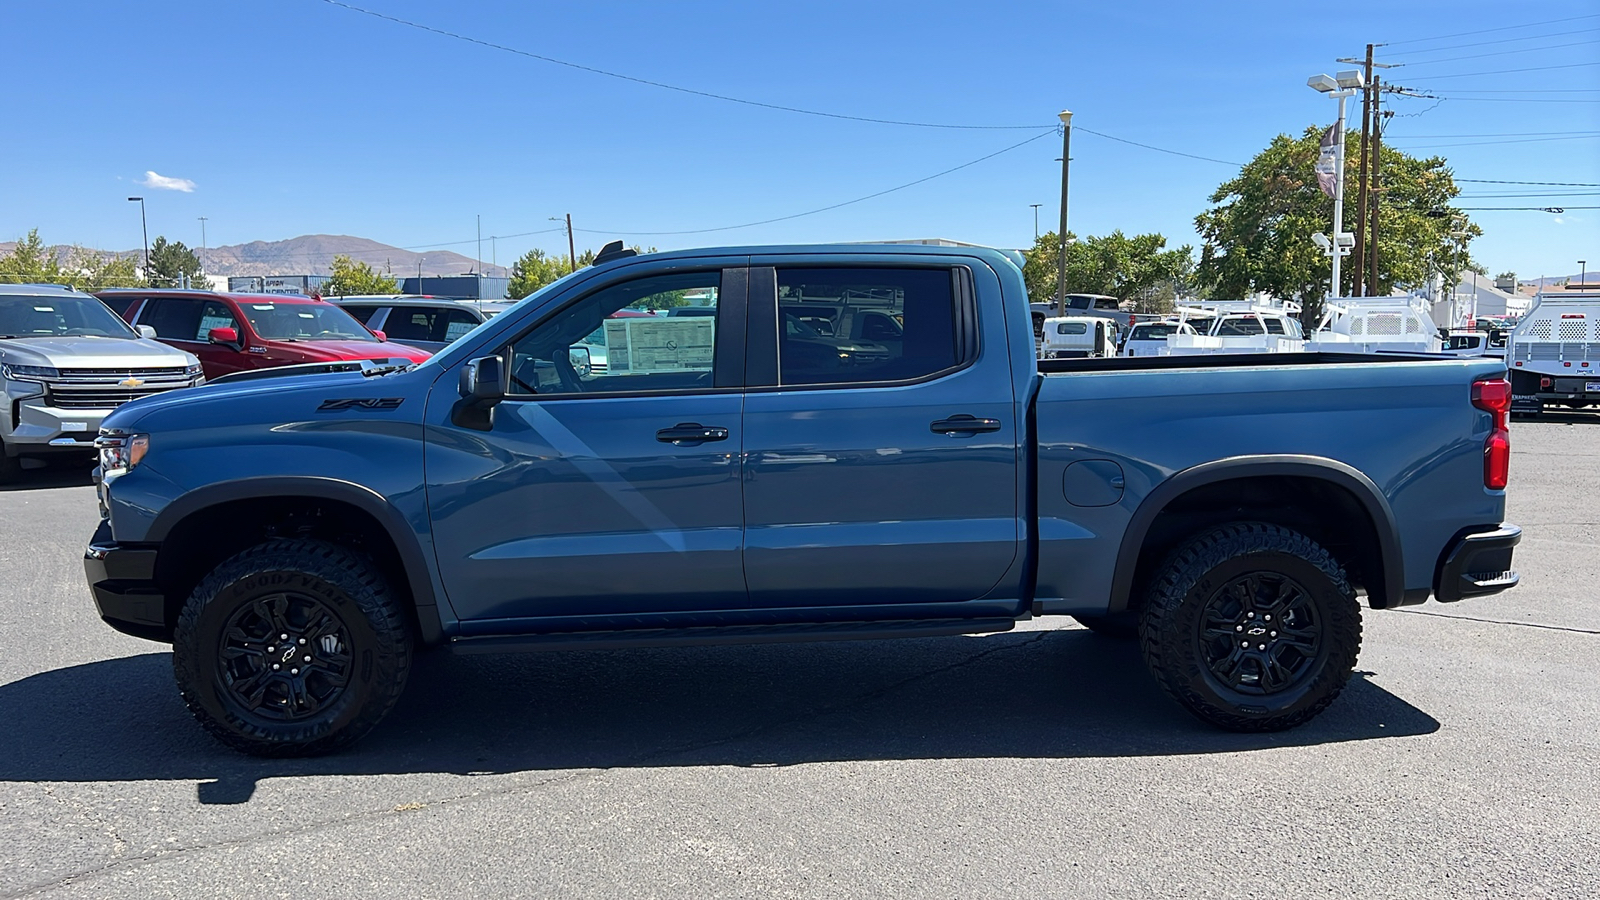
[97, 289, 432, 380]
[83, 243, 1521, 756]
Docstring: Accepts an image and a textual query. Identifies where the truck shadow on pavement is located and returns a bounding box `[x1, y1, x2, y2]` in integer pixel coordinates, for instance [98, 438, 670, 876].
[0, 629, 1439, 804]
[0, 462, 95, 492]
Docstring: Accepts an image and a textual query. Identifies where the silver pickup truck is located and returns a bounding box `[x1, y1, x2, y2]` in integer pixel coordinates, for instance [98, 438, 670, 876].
[0, 284, 202, 480]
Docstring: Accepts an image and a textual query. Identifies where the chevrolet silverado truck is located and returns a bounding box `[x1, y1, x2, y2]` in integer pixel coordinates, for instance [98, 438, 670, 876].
[83, 243, 1521, 756]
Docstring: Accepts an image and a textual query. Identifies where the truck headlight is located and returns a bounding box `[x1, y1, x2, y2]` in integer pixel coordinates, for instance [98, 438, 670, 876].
[3, 364, 60, 382]
[96, 432, 149, 478]
[185, 363, 204, 378]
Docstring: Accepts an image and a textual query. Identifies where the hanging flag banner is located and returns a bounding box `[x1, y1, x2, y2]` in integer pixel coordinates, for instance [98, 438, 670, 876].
[1315, 122, 1342, 198]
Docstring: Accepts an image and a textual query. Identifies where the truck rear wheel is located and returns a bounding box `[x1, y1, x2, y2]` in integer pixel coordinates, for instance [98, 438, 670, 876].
[1138, 522, 1361, 732]
[172, 539, 412, 757]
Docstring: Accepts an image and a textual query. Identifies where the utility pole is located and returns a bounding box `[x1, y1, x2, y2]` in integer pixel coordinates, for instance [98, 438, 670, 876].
[127, 197, 149, 275]
[1338, 47, 1397, 296]
[1350, 46, 1373, 296]
[566, 213, 576, 271]
[197, 216, 208, 283]
[476, 214, 482, 276]
[491, 236, 497, 272]
[1368, 76, 1383, 296]
[1029, 203, 1042, 240]
[1055, 110, 1072, 316]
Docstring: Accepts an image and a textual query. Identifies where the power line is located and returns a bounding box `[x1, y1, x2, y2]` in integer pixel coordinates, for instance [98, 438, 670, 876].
[1388, 25, 1600, 56]
[1454, 206, 1600, 211]
[576, 129, 1062, 237]
[1433, 89, 1600, 93]
[1385, 12, 1600, 47]
[1074, 127, 1242, 166]
[1386, 134, 1600, 149]
[1394, 35, 1600, 66]
[572, 129, 1058, 236]
[1410, 60, 1600, 80]
[1456, 178, 1600, 187]
[1384, 130, 1600, 137]
[1430, 96, 1600, 103]
[316, 0, 1044, 131]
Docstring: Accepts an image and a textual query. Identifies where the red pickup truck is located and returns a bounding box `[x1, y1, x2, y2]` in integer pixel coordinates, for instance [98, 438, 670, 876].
[96, 290, 432, 380]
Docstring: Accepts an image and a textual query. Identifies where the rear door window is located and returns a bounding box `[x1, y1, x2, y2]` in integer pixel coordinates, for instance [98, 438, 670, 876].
[196, 300, 238, 340]
[776, 268, 963, 386]
[141, 298, 205, 341]
[342, 305, 380, 324]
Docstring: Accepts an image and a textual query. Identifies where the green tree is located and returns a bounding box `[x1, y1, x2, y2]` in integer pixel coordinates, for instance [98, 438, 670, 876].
[1194, 126, 1478, 323]
[323, 254, 399, 296]
[1022, 230, 1192, 309]
[507, 248, 572, 299]
[0, 229, 65, 285]
[146, 236, 204, 288]
[67, 246, 142, 290]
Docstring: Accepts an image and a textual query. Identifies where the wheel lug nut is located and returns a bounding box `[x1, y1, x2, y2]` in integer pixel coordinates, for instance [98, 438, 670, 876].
[1264, 615, 1272, 622]
[1241, 641, 1249, 648]
[1257, 644, 1266, 650]
[1247, 612, 1255, 619]
[280, 634, 288, 640]
[271, 664, 280, 671]
[291, 668, 299, 675]
[298, 638, 307, 645]
[1270, 631, 1278, 637]
[1235, 625, 1243, 632]
[266, 646, 275, 653]
[304, 655, 312, 662]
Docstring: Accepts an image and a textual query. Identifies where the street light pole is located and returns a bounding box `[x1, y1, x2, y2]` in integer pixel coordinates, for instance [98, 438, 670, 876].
[127, 197, 149, 274]
[1581, 259, 1589, 285]
[197, 216, 208, 282]
[1308, 72, 1362, 301]
[1029, 203, 1042, 240]
[1055, 110, 1072, 316]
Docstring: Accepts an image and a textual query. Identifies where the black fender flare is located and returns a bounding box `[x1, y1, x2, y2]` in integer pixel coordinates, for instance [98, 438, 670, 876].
[148, 476, 445, 643]
[1106, 455, 1405, 612]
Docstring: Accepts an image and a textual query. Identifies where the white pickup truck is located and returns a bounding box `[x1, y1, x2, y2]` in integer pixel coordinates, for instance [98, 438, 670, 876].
[1508, 284, 1600, 413]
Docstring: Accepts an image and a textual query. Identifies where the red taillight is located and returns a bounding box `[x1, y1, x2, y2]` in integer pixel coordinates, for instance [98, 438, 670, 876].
[1540, 376, 1552, 389]
[1472, 378, 1511, 490]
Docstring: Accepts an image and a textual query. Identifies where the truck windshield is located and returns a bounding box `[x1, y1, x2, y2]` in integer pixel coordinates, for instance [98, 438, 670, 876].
[0, 295, 137, 339]
[240, 302, 376, 342]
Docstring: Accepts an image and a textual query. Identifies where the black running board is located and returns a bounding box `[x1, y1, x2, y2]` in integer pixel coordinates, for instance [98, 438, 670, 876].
[448, 617, 1017, 655]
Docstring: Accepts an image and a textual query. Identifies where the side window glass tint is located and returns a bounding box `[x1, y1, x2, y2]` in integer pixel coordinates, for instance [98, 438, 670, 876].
[777, 268, 958, 387]
[343, 305, 379, 324]
[383, 309, 435, 342]
[1264, 317, 1286, 335]
[196, 300, 238, 340]
[144, 298, 204, 340]
[441, 309, 480, 342]
[507, 272, 720, 397]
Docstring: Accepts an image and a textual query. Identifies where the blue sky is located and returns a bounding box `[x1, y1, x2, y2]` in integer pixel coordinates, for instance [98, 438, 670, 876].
[6, 0, 1598, 282]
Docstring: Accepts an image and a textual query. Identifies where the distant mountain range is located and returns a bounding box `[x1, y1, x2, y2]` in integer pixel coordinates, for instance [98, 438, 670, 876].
[0, 234, 510, 279]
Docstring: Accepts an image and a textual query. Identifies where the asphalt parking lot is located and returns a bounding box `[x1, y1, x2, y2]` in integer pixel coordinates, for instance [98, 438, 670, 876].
[2, 418, 1597, 899]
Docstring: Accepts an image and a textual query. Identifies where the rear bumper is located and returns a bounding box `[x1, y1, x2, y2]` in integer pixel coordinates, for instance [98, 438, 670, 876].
[1435, 524, 1521, 603]
[84, 520, 168, 642]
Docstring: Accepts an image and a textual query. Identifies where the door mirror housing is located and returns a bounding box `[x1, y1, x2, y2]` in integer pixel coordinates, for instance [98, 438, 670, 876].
[454, 354, 507, 431]
[569, 345, 592, 379]
[372, 329, 387, 342]
[136, 324, 157, 340]
[207, 326, 239, 346]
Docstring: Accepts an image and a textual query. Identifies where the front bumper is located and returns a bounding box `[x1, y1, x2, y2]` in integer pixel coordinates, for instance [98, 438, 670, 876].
[1435, 524, 1521, 603]
[4, 397, 106, 453]
[84, 520, 168, 642]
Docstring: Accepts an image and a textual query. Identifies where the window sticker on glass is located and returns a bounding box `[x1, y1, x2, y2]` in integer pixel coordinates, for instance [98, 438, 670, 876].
[602, 318, 714, 375]
[252, 305, 275, 311]
[198, 315, 233, 334]
[34, 306, 54, 313]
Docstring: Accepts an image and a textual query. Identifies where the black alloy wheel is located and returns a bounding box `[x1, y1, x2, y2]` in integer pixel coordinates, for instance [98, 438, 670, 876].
[217, 592, 355, 722]
[1139, 522, 1362, 732]
[173, 539, 412, 757]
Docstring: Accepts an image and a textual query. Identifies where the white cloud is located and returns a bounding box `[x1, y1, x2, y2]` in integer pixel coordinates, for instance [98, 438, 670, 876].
[138, 170, 196, 192]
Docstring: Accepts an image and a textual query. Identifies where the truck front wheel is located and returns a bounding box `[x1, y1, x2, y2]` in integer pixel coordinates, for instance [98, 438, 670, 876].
[172, 539, 413, 757]
[1138, 522, 1361, 732]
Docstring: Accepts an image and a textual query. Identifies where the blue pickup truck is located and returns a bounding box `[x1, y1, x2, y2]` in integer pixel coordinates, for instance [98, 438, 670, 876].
[84, 243, 1521, 756]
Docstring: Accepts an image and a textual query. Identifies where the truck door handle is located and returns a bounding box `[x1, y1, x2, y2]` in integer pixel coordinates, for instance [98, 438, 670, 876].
[656, 423, 730, 444]
[930, 415, 1002, 436]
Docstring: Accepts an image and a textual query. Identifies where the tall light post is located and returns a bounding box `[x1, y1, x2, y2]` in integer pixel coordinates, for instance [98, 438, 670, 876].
[1055, 110, 1072, 315]
[1029, 203, 1042, 240]
[1581, 259, 1589, 285]
[1307, 72, 1363, 299]
[127, 197, 149, 274]
[197, 216, 208, 283]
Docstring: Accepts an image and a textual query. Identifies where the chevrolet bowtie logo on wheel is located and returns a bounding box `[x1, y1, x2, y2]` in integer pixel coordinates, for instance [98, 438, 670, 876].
[119, 377, 145, 389]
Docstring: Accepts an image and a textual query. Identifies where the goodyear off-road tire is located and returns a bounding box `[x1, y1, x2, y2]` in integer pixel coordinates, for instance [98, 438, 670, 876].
[173, 539, 412, 757]
[1138, 522, 1361, 732]
[1070, 613, 1138, 639]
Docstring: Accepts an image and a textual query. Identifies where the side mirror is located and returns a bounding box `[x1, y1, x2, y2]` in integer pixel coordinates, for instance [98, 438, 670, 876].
[207, 326, 238, 345]
[568, 345, 592, 379]
[136, 325, 157, 339]
[454, 355, 507, 431]
[372, 329, 387, 342]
